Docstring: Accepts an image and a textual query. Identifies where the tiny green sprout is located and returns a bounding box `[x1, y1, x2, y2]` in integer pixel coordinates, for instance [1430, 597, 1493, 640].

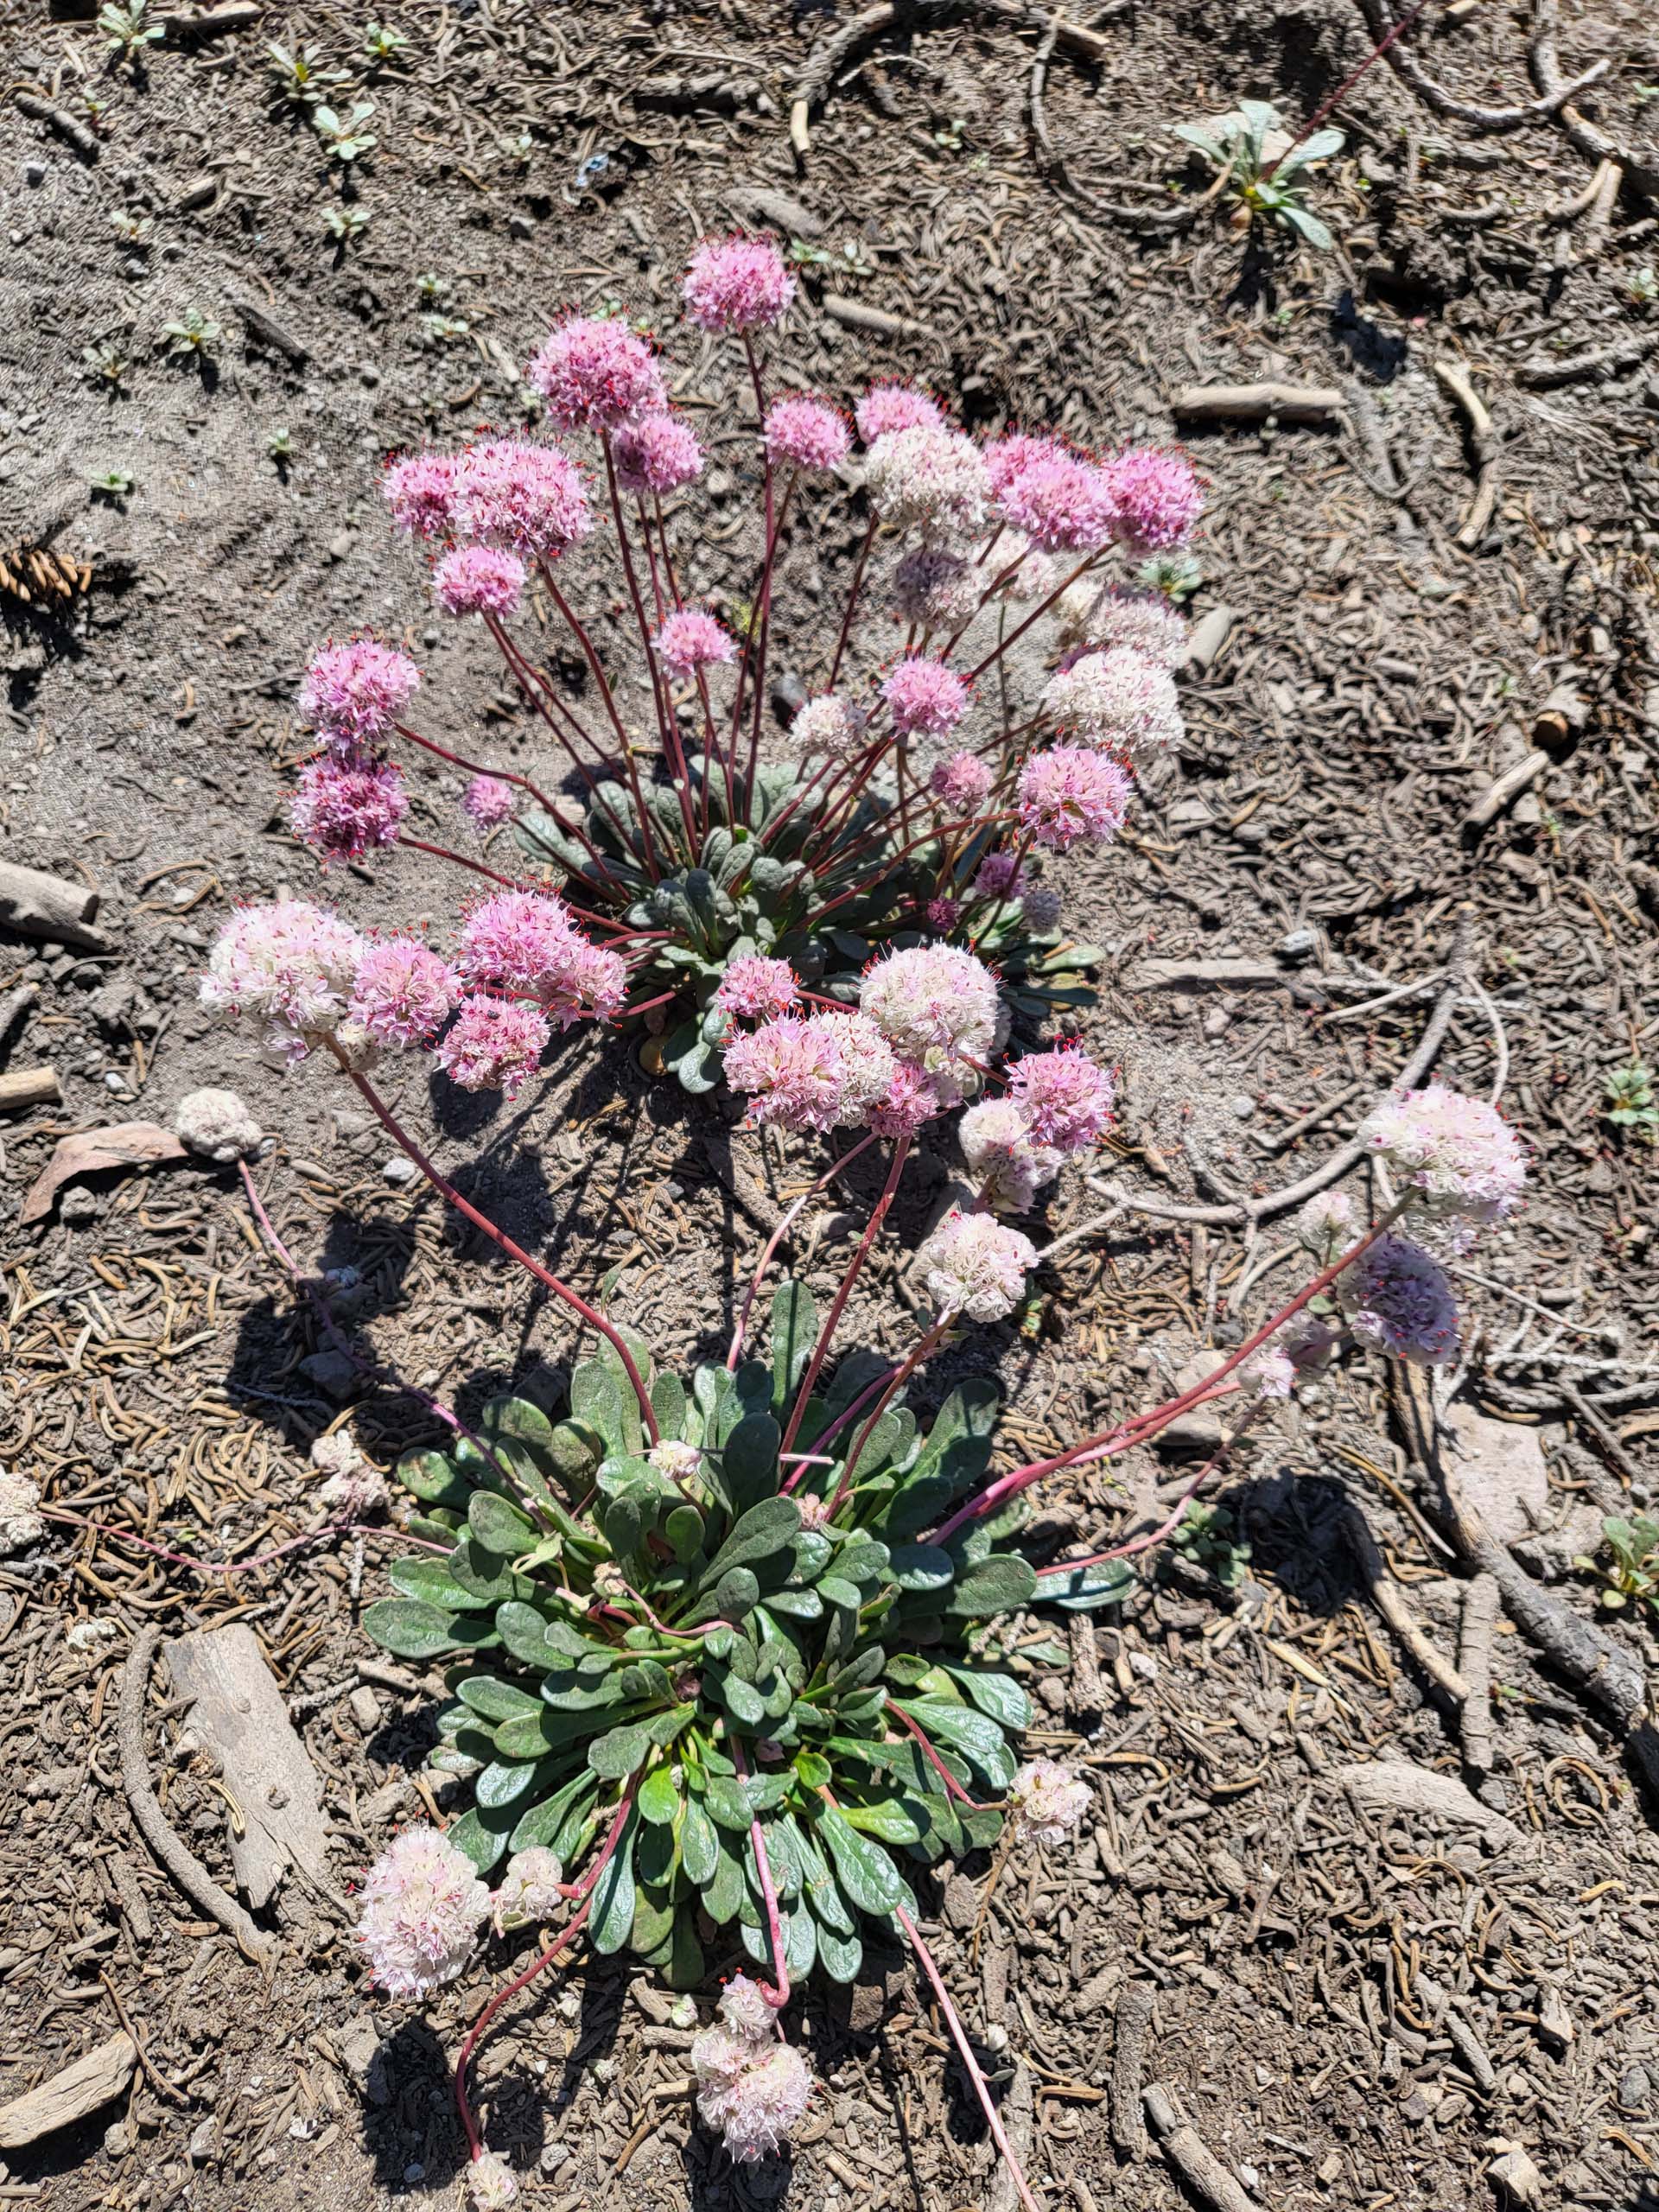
[82, 339, 130, 389]
[99, 0, 163, 60]
[108, 208, 154, 248]
[1630, 266, 1658, 305]
[81, 91, 113, 130]
[499, 128, 534, 162]
[322, 202, 371, 242]
[268, 427, 295, 461]
[422, 313, 471, 344]
[91, 468, 135, 499]
[1575, 1514, 1659, 1611]
[1173, 99, 1345, 251]
[931, 116, 966, 150]
[1603, 1060, 1659, 1143]
[362, 21, 408, 63]
[161, 307, 220, 358]
[1171, 1501, 1252, 1590]
[416, 270, 450, 302]
[1138, 550, 1203, 603]
[265, 41, 349, 105]
[313, 100, 378, 162]
[1635, 83, 1659, 108]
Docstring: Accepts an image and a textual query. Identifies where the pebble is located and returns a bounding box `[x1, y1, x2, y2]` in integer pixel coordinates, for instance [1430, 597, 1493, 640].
[1619, 2063, 1650, 2110]
[60, 1185, 100, 1225]
[22, 159, 46, 188]
[1228, 1093, 1255, 1119]
[348, 1687, 382, 1732]
[326, 530, 353, 562]
[188, 2119, 217, 2163]
[382, 1155, 417, 1185]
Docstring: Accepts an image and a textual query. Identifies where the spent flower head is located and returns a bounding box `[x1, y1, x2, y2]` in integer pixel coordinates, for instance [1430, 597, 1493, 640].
[357, 1824, 490, 1999]
[959, 1096, 1060, 1213]
[789, 693, 861, 757]
[1010, 1757, 1091, 1843]
[1337, 1234, 1459, 1366]
[1357, 1084, 1526, 1226]
[918, 1208, 1037, 1321]
[859, 944, 1000, 1101]
[202, 900, 363, 1063]
[865, 424, 990, 546]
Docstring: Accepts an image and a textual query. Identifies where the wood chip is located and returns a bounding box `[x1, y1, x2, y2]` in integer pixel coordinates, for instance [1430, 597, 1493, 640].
[0, 2032, 136, 2147]
[1335, 1759, 1523, 1846]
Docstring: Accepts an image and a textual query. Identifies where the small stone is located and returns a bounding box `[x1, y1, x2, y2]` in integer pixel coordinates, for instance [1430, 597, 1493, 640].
[299, 1350, 358, 1402]
[1278, 927, 1318, 962]
[540, 2143, 571, 2177]
[104, 2121, 130, 2158]
[1228, 1093, 1255, 1119]
[59, 1185, 99, 1226]
[1619, 2063, 1650, 2110]
[508, 213, 534, 239]
[1488, 2143, 1543, 2205]
[23, 159, 47, 188]
[338, 2017, 388, 2104]
[187, 2119, 217, 2163]
[382, 1155, 417, 1185]
[348, 1687, 382, 1732]
[1202, 1007, 1231, 1039]
[326, 530, 353, 563]
[942, 1872, 979, 1932]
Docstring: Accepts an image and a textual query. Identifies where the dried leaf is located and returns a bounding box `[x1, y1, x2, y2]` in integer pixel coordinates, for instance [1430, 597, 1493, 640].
[20, 1120, 188, 1225]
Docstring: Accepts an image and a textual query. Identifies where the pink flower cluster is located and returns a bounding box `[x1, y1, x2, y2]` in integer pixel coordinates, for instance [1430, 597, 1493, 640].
[434, 546, 525, 620]
[682, 234, 796, 333]
[882, 655, 969, 739]
[357, 1825, 490, 1999]
[1043, 646, 1183, 759]
[865, 423, 990, 546]
[462, 774, 518, 831]
[1055, 582, 1186, 665]
[1009, 1758, 1091, 1843]
[858, 944, 1001, 1101]
[1007, 1046, 1115, 1152]
[691, 1977, 813, 2164]
[350, 938, 461, 1047]
[289, 756, 410, 863]
[994, 442, 1117, 554]
[1100, 444, 1204, 552]
[527, 315, 666, 432]
[918, 1207, 1037, 1321]
[1337, 1234, 1459, 1366]
[764, 395, 850, 474]
[452, 436, 593, 560]
[789, 693, 861, 757]
[201, 899, 362, 1062]
[610, 411, 705, 498]
[715, 956, 799, 1021]
[434, 996, 550, 1101]
[960, 1096, 1059, 1212]
[457, 889, 626, 1027]
[722, 1011, 898, 1134]
[653, 608, 734, 677]
[1016, 745, 1132, 851]
[1357, 1084, 1526, 1225]
[930, 750, 993, 813]
[300, 639, 421, 751]
[855, 383, 944, 442]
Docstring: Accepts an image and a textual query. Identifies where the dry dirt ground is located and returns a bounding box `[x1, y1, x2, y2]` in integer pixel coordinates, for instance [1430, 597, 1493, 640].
[4, 3, 1659, 2209]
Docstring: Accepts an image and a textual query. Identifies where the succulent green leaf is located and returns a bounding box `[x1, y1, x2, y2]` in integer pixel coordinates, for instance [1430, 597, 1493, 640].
[769, 1281, 818, 1410]
[362, 1598, 493, 1660]
[665, 1503, 705, 1565]
[388, 1557, 497, 1611]
[588, 1811, 639, 1955]
[1039, 1558, 1137, 1611]
[638, 1764, 681, 1826]
[509, 1770, 597, 1856]
[446, 1802, 517, 1875]
[942, 1666, 1033, 1730]
[704, 1495, 802, 1582]
[944, 1553, 1037, 1617]
[467, 1489, 539, 1558]
[396, 1447, 470, 1508]
[720, 1412, 783, 1512]
[681, 1794, 720, 1885]
[817, 1802, 902, 1913]
[840, 1796, 925, 1845]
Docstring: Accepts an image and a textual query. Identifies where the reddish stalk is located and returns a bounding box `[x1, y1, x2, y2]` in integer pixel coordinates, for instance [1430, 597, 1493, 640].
[602, 440, 702, 857]
[1262, 0, 1436, 180]
[391, 717, 618, 887]
[732, 1740, 791, 2009]
[827, 516, 879, 690]
[537, 564, 664, 881]
[396, 832, 524, 891]
[931, 1199, 1408, 1543]
[727, 1134, 876, 1370]
[341, 1060, 659, 1441]
[1034, 1401, 1267, 1582]
[824, 1318, 947, 1516]
[780, 1138, 911, 1455]
[962, 555, 1100, 684]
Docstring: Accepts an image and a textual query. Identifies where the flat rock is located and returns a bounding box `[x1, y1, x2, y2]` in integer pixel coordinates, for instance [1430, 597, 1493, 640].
[1152, 1354, 1225, 1454]
[1122, 958, 1285, 993]
[1443, 1407, 1549, 1544]
[1337, 1759, 1522, 1847]
[0, 2031, 136, 2147]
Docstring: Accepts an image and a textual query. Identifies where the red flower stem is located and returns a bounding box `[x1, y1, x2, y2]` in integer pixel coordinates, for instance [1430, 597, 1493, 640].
[827, 516, 879, 690]
[780, 1137, 911, 1456]
[885, 1699, 993, 1809]
[1262, 0, 1435, 179]
[732, 1740, 791, 2009]
[825, 1319, 946, 1516]
[395, 832, 523, 890]
[810, 813, 1015, 925]
[453, 1785, 636, 2158]
[1036, 1401, 1268, 1580]
[733, 337, 777, 808]
[931, 1199, 1409, 1543]
[972, 828, 1037, 945]
[961, 555, 1102, 683]
[475, 620, 648, 868]
[537, 564, 664, 882]
[39, 1505, 445, 1573]
[697, 661, 739, 838]
[727, 1134, 877, 1370]
[391, 716, 618, 887]
[341, 1062, 659, 1441]
[619, 988, 678, 1019]
[602, 438, 701, 856]
[893, 1901, 1042, 2212]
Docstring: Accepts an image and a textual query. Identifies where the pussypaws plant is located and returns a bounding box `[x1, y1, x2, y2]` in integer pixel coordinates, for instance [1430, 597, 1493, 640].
[278, 232, 1205, 1091]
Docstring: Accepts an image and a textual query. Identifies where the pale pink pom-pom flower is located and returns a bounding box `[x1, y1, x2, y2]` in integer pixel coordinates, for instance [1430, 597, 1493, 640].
[814, 1011, 899, 1115]
[1337, 1234, 1459, 1366]
[765, 395, 851, 474]
[930, 750, 993, 813]
[717, 1975, 777, 2040]
[383, 449, 458, 539]
[722, 1015, 848, 1134]
[1054, 582, 1187, 665]
[356, 1824, 490, 1999]
[711, 2043, 813, 2164]
[1010, 1758, 1090, 1843]
[869, 1061, 943, 1136]
[452, 438, 593, 559]
[959, 1096, 1059, 1212]
[201, 900, 362, 1059]
[882, 656, 969, 739]
[653, 608, 734, 677]
[715, 957, 799, 1021]
[1042, 647, 1183, 759]
[1007, 1047, 1115, 1153]
[1100, 444, 1204, 552]
[984, 432, 1062, 497]
[610, 412, 705, 496]
[433, 996, 550, 1101]
[925, 894, 962, 934]
[491, 1847, 565, 1933]
[996, 450, 1117, 553]
[289, 756, 410, 862]
[789, 693, 861, 757]
[434, 545, 524, 620]
[918, 1207, 1037, 1321]
[1357, 1084, 1526, 1225]
[864, 424, 990, 545]
[465, 2152, 518, 2210]
[1249, 1346, 1296, 1399]
[457, 890, 577, 995]
[350, 938, 461, 1048]
[300, 639, 421, 747]
[859, 944, 999, 1099]
[855, 383, 944, 442]
[682, 234, 796, 332]
[1296, 1188, 1356, 1253]
[1017, 745, 1132, 851]
[527, 315, 666, 431]
[462, 774, 517, 832]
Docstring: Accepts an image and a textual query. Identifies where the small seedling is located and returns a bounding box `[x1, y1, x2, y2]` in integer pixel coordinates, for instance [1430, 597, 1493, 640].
[314, 101, 378, 162]
[91, 468, 135, 499]
[931, 117, 966, 150]
[787, 235, 876, 281]
[1174, 99, 1344, 250]
[422, 313, 470, 344]
[323, 202, 371, 242]
[498, 129, 533, 162]
[415, 270, 450, 303]
[82, 339, 130, 389]
[1172, 1501, 1252, 1590]
[362, 21, 408, 63]
[99, 0, 162, 59]
[161, 307, 220, 358]
[266, 41, 349, 104]
[1575, 1515, 1659, 1611]
[81, 91, 114, 130]
[268, 427, 295, 462]
[1603, 1060, 1659, 1142]
[1630, 267, 1658, 306]
[108, 209, 154, 248]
